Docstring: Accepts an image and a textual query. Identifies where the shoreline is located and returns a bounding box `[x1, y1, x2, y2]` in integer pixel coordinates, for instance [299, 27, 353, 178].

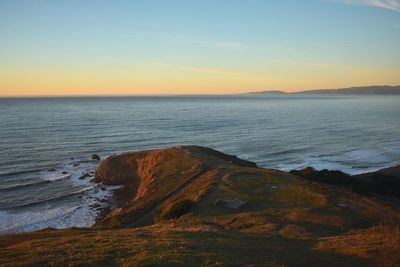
[1, 148, 399, 235]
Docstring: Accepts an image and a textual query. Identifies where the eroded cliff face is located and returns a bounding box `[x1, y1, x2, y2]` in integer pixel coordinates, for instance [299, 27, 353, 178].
[95, 147, 196, 198]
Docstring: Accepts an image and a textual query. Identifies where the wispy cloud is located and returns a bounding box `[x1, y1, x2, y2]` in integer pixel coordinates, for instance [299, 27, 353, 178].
[154, 35, 249, 50]
[263, 58, 354, 70]
[151, 34, 292, 52]
[106, 30, 290, 51]
[140, 34, 255, 50]
[136, 60, 240, 75]
[335, 0, 400, 12]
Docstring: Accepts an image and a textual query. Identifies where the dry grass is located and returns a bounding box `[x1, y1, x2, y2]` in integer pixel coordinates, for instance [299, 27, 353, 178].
[285, 209, 345, 227]
[316, 217, 400, 267]
[279, 224, 311, 240]
[0, 225, 374, 267]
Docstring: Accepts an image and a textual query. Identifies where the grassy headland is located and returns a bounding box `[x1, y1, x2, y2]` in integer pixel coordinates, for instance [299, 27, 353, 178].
[0, 146, 399, 266]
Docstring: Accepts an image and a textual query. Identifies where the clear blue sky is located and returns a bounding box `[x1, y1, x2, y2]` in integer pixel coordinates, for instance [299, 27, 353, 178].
[0, 0, 399, 95]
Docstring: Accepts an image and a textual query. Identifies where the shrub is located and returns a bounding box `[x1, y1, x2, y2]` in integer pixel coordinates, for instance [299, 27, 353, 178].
[162, 199, 195, 220]
[291, 167, 400, 199]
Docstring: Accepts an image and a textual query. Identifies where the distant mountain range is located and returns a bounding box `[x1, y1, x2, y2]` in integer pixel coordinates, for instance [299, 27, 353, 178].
[247, 85, 400, 95]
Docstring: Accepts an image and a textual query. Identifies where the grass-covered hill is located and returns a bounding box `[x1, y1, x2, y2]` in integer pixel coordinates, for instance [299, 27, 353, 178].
[248, 85, 400, 95]
[0, 146, 399, 266]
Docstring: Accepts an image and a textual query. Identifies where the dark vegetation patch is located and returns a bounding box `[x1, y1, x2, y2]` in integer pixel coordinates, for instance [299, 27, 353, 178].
[291, 167, 400, 199]
[162, 199, 195, 220]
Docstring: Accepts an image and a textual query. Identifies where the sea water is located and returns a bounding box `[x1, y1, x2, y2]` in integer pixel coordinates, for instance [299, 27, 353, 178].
[1, 94, 399, 233]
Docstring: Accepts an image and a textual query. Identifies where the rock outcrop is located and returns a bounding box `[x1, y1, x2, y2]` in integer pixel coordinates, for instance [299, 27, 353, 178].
[91, 154, 100, 160]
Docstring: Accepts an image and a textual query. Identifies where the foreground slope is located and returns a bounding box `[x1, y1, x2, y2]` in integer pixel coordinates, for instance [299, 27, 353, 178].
[0, 146, 399, 266]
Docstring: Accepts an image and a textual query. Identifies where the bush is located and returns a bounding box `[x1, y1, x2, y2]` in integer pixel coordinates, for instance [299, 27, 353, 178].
[162, 199, 195, 220]
[291, 167, 400, 199]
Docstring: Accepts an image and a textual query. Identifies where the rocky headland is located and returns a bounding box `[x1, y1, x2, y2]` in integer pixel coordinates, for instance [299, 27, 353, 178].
[1, 146, 399, 266]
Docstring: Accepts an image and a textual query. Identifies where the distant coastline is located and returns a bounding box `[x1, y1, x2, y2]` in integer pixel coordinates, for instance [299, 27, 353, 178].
[247, 85, 400, 95]
[2, 85, 400, 98]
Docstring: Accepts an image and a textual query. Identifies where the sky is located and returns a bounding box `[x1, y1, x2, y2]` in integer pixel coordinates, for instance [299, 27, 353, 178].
[0, 0, 399, 96]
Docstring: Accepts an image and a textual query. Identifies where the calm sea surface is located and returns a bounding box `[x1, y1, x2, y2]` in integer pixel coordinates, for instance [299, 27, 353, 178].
[1, 94, 399, 233]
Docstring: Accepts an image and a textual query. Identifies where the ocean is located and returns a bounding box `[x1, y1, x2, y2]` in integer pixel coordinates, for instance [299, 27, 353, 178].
[1, 94, 399, 234]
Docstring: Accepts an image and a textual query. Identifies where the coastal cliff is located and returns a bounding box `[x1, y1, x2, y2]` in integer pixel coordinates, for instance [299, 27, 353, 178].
[1, 146, 399, 266]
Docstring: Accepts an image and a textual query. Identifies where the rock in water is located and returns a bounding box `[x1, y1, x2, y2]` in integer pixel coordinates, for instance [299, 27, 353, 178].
[79, 173, 91, 180]
[91, 154, 101, 160]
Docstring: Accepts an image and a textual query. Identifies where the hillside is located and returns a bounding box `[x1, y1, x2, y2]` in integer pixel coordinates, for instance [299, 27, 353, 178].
[1, 146, 399, 266]
[291, 166, 400, 200]
[249, 85, 400, 95]
[298, 86, 400, 95]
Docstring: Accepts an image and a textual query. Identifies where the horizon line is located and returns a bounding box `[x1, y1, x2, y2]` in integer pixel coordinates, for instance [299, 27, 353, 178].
[1, 84, 399, 98]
